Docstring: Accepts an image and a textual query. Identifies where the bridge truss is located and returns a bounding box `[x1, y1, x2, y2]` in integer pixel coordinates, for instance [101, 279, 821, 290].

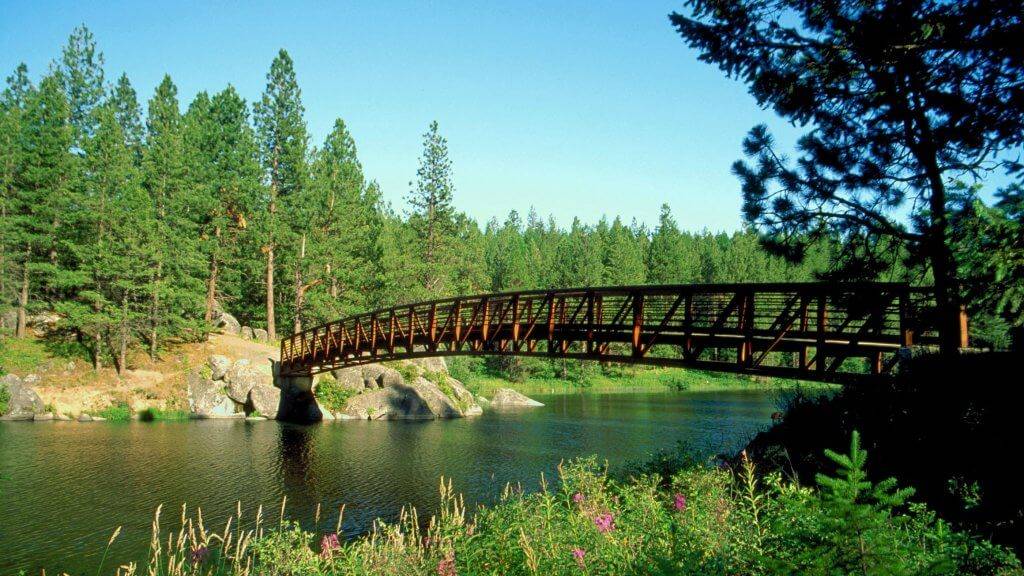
[279, 283, 954, 384]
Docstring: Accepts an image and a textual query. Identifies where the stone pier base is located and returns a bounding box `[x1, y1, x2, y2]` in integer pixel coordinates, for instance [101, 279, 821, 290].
[273, 367, 324, 423]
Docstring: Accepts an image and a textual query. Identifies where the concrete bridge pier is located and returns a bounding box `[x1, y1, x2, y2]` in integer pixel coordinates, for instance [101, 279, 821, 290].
[272, 363, 324, 423]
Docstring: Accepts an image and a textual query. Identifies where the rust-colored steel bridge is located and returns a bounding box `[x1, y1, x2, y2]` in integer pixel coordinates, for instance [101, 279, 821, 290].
[279, 283, 958, 384]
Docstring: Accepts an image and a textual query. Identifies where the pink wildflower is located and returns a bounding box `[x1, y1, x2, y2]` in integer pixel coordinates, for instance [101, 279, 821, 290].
[437, 552, 457, 576]
[320, 533, 341, 559]
[572, 492, 585, 504]
[674, 493, 687, 512]
[593, 512, 615, 533]
[572, 547, 586, 568]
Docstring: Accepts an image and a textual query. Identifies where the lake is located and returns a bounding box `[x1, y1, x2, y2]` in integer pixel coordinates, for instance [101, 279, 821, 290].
[0, 388, 785, 573]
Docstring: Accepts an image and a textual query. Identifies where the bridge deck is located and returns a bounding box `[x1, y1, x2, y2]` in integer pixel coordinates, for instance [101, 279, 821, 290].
[279, 283, 947, 384]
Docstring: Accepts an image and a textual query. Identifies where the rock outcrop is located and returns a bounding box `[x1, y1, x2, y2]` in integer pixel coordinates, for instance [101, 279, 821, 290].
[324, 359, 482, 421]
[186, 371, 241, 418]
[212, 309, 242, 335]
[248, 381, 281, 419]
[208, 355, 231, 381]
[0, 374, 45, 420]
[490, 388, 544, 408]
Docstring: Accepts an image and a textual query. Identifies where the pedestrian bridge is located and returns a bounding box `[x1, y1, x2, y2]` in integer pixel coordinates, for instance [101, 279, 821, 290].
[279, 283, 955, 384]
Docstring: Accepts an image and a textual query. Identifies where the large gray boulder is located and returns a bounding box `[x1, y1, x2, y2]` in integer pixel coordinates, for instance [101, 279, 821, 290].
[330, 366, 366, 392]
[208, 355, 231, 381]
[340, 384, 435, 420]
[1, 375, 45, 420]
[360, 364, 403, 389]
[253, 328, 269, 341]
[213, 310, 242, 335]
[224, 360, 268, 404]
[490, 388, 544, 408]
[241, 326, 255, 340]
[248, 383, 281, 419]
[186, 371, 241, 418]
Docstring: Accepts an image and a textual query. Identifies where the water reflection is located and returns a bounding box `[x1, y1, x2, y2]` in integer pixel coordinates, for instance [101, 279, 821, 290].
[0, 389, 778, 573]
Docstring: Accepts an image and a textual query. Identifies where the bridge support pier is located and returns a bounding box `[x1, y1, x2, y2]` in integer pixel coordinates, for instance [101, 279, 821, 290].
[273, 364, 324, 423]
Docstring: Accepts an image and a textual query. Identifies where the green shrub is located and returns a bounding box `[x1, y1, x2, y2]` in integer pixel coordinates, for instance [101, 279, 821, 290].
[0, 381, 9, 414]
[317, 377, 356, 412]
[97, 402, 132, 422]
[138, 407, 190, 422]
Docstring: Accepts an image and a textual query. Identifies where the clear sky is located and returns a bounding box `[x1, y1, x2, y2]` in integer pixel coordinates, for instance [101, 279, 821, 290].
[0, 0, 809, 232]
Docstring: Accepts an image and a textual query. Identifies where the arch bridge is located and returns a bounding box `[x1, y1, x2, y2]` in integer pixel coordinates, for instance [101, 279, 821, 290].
[279, 283, 958, 384]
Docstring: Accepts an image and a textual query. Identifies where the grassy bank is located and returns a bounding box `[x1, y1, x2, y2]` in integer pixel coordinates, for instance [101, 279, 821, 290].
[454, 364, 837, 397]
[82, 434, 1018, 576]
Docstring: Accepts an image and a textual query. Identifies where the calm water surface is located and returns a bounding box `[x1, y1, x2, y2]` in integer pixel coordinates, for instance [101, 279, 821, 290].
[0, 389, 783, 573]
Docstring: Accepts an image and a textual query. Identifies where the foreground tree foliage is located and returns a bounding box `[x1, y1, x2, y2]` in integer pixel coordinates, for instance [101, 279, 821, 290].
[671, 0, 1024, 354]
[105, 441, 1020, 576]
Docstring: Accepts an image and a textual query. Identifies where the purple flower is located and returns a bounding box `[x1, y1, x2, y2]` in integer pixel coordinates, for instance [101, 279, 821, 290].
[572, 547, 586, 568]
[572, 492, 585, 504]
[674, 493, 687, 512]
[320, 533, 341, 559]
[437, 552, 457, 576]
[190, 545, 209, 565]
[593, 512, 615, 534]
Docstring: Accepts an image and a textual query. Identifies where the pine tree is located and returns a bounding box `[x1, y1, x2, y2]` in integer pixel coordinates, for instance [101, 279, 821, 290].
[603, 217, 646, 285]
[57, 103, 152, 372]
[304, 119, 381, 323]
[253, 49, 308, 338]
[110, 73, 144, 162]
[142, 75, 204, 357]
[647, 204, 697, 284]
[0, 64, 32, 330]
[55, 25, 106, 147]
[13, 75, 73, 338]
[187, 87, 262, 328]
[407, 121, 456, 296]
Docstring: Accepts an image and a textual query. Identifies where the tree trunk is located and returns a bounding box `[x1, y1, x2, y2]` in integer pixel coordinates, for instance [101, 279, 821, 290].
[16, 254, 28, 338]
[921, 142, 962, 356]
[267, 243, 276, 340]
[93, 331, 102, 371]
[293, 233, 307, 334]
[150, 261, 161, 361]
[205, 226, 220, 323]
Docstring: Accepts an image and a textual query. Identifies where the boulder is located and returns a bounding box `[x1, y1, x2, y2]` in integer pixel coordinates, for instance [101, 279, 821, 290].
[208, 355, 231, 381]
[340, 384, 435, 420]
[186, 371, 241, 418]
[490, 388, 544, 408]
[1, 376, 45, 420]
[225, 360, 269, 404]
[27, 312, 61, 337]
[1, 308, 17, 329]
[330, 366, 366, 392]
[77, 413, 94, 422]
[253, 328, 269, 341]
[360, 364, 403, 389]
[241, 326, 255, 340]
[213, 310, 242, 335]
[248, 383, 281, 419]
[23, 373, 40, 384]
[410, 357, 448, 374]
[34, 412, 55, 421]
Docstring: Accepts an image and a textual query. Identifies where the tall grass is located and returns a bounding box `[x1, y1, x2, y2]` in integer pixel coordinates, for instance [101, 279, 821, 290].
[100, 441, 1020, 576]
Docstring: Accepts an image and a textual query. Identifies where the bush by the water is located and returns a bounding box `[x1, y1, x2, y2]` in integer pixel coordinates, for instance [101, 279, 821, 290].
[97, 435, 1019, 576]
[744, 352, 1024, 556]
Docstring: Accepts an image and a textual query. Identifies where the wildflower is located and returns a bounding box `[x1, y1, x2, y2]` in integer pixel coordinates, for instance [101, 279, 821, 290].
[572, 547, 586, 568]
[437, 552, 457, 576]
[320, 532, 341, 559]
[593, 512, 615, 534]
[189, 545, 209, 565]
[572, 492, 585, 504]
[673, 493, 687, 512]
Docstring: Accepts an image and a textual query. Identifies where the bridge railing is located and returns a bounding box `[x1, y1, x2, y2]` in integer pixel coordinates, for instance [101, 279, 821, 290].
[279, 283, 943, 382]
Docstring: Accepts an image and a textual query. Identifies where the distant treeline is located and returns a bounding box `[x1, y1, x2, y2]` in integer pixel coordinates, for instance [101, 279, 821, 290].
[0, 26, 1001, 374]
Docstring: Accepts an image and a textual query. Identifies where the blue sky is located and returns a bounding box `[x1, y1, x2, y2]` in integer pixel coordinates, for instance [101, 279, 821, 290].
[0, 0, 810, 232]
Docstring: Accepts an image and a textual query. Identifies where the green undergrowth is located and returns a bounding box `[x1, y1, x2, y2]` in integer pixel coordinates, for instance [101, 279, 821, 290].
[453, 363, 835, 398]
[86, 432, 1019, 576]
[316, 377, 357, 412]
